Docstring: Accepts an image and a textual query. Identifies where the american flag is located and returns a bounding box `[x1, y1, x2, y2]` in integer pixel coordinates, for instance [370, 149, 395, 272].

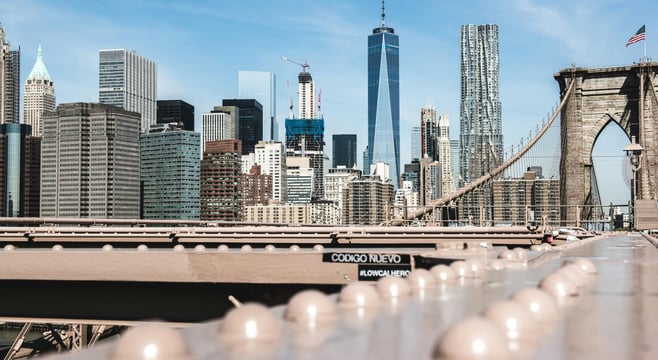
[626, 25, 646, 47]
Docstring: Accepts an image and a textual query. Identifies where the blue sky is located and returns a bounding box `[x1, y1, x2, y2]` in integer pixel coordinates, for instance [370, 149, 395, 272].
[2, 0, 655, 205]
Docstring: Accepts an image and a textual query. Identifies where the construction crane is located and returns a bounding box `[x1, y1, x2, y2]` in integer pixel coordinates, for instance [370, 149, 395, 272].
[281, 56, 310, 73]
[317, 88, 322, 116]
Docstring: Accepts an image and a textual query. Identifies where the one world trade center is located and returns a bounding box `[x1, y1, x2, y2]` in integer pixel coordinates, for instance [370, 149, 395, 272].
[367, 0, 400, 188]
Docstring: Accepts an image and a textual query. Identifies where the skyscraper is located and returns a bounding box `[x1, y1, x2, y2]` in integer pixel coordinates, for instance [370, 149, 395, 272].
[140, 123, 200, 220]
[0, 25, 20, 124]
[24, 44, 56, 136]
[238, 71, 277, 140]
[285, 62, 325, 201]
[23, 136, 41, 217]
[99, 49, 157, 133]
[0, 123, 35, 217]
[459, 24, 502, 186]
[286, 156, 314, 205]
[411, 126, 421, 161]
[421, 104, 438, 160]
[450, 139, 460, 189]
[202, 105, 238, 151]
[255, 140, 287, 203]
[332, 134, 357, 168]
[298, 70, 315, 120]
[368, 1, 400, 187]
[222, 99, 263, 155]
[438, 114, 456, 197]
[41, 103, 141, 218]
[157, 100, 194, 131]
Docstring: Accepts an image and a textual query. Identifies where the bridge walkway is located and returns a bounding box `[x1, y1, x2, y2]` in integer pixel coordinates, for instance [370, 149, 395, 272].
[35, 233, 658, 359]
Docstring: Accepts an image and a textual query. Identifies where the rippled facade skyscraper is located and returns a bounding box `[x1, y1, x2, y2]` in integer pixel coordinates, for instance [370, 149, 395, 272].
[368, 1, 399, 187]
[459, 24, 502, 186]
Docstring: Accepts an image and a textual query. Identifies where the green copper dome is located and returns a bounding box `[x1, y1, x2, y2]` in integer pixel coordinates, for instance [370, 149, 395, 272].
[27, 44, 52, 82]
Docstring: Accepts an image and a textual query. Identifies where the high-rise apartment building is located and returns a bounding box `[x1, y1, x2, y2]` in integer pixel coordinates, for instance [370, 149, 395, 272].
[99, 49, 157, 133]
[1, 25, 20, 124]
[450, 139, 460, 189]
[254, 140, 287, 203]
[202, 106, 238, 151]
[438, 114, 455, 197]
[395, 179, 419, 213]
[332, 134, 357, 168]
[459, 24, 502, 185]
[23, 45, 56, 137]
[242, 165, 272, 207]
[401, 159, 421, 194]
[324, 166, 361, 225]
[222, 99, 263, 155]
[140, 123, 200, 220]
[368, 2, 400, 187]
[492, 170, 559, 225]
[156, 100, 194, 131]
[420, 157, 442, 206]
[200, 139, 243, 221]
[286, 156, 314, 205]
[41, 103, 141, 218]
[244, 203, 309, 224]
[411, 126, 421, 161]
[342, 175, 394, 225]
[238, 71, 277, 141]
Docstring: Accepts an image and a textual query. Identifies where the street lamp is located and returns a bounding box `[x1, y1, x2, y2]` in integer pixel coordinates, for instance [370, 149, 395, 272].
[624, 135, 644, 229]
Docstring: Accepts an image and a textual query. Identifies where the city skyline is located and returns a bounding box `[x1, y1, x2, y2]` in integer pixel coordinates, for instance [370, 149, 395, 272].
[1, 0, 655, 204]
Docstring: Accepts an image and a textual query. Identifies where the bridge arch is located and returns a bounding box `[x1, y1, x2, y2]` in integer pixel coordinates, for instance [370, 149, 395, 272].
[555, 63, 658, 223]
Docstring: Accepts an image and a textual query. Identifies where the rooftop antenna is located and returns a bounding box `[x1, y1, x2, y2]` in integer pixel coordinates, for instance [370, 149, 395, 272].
[381, 0, 386, 27]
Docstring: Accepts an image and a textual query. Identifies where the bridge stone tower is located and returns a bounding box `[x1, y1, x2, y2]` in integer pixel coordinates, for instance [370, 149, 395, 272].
[555, 63, 658, 224]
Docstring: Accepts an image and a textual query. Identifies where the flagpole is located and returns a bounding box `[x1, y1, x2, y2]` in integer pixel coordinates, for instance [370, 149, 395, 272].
[644, 27, 649, 62]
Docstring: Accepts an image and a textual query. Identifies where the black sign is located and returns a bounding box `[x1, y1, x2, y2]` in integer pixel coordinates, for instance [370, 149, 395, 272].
[357, 264, 412, 281]
[322, 252, 411, 265]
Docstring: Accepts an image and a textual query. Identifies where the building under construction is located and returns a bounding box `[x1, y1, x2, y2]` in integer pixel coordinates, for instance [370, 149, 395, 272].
[285, 118, 325, 200]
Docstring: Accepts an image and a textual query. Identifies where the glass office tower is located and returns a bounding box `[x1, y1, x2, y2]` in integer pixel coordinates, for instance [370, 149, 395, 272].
[238, 71, 276, 141]
[157, 100, 194, 131]
[332, 134, 357, 168]
[367, 3, 400, 187]
[140, 124, 200, 220]
[0, 123, 32, 217]
[222, 99, 263, 155]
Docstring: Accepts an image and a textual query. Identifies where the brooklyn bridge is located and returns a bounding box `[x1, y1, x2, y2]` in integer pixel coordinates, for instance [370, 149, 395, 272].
[2, 62, 658, 359]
